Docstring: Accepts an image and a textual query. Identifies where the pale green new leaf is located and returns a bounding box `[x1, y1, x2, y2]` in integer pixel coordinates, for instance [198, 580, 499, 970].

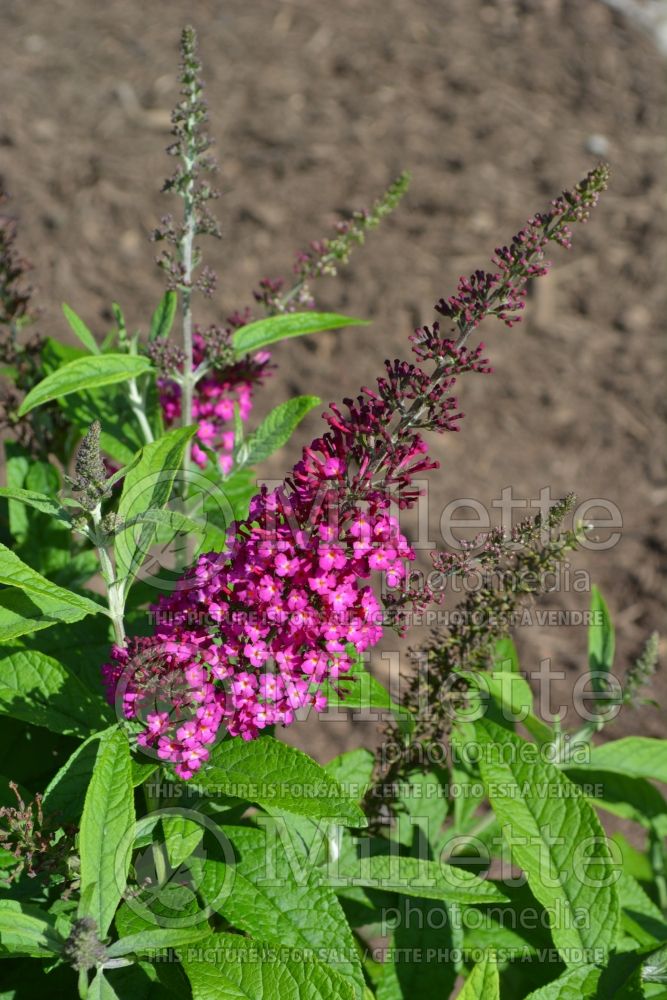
[456, 955, 499, 999]
[182, 932, 356, 1000]
[114, 425, 197, 594]
[18, 353, 152, 416]
[0, 648, 112, 737]
[524, 964, 602, 999]
[474, 717, 620, 963]
[79, 729, 135, 938]
[195, 735, 366, 827]
[88, 971, 120, 1000]
[584, 738, 667, 785]
[235, 395, 320, 469]
[589, 585, 615, 677]
[149, 290, 178, 341]
[0, 900, 64, 958]
[232, 311, 369, 356]
[62, 303, 100, 354]
[0, 487, 71, 526]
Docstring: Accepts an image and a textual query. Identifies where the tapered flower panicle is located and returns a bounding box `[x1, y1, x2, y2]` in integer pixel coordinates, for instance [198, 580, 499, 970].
[104, 167, 608, 777]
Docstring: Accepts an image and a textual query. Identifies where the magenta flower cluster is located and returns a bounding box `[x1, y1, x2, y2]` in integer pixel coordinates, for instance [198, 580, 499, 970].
[159, 331, 271, 473]
[103, 494, 413, 778]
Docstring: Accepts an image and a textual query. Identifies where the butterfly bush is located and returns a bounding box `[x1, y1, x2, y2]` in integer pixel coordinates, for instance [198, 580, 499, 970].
[103, 164, 609, 779]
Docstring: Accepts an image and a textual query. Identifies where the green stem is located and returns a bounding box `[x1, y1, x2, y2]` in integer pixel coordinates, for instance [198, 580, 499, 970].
[127, 377, 155, 444]
[650, 825, 667, 912]
[90, 504, 125, 647]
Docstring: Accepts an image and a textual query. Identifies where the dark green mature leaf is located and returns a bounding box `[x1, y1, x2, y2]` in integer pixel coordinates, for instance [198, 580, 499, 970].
[377, 897, 458, 1000]
[335, 850, 508, 905]
[182, 932, 357, 1000]
[43, 729, 115, 824]
[199, 823, 364, 995]
[18, 354, 152, 416]
[107, 926, 209, 959]
[0, 543, 103, 640]
[114, 426, 197, 594]
[0, 901, 64, 958]
[79, 729, 135, 938]
[232, 311, 369, 357]
[235, 395, 320, 469]
[323, 657, 415, 737]
[196, 735, 366, 827]
[474, 718, 620, 964]
[456, 955, 499, 998]
[523, 964, 602, 999]
[62, 303, 100, 354]
[0, 648, 112, 737]
[149, 290, 178, 342]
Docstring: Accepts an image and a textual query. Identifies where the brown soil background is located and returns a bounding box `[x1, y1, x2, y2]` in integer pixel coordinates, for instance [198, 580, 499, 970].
[0, 0, 665, 761]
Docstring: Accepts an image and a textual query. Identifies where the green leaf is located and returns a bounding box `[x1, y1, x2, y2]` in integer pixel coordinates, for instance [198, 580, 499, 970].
[392, 767, 449, 849]
[41, 339, 145, 465]
[106, 926, 209, 959]
[200, 823, 364, 995]
[235, 395, 320, 469]
[0, 900, 64, 958]
[88, 971, 120, 1000]
[149, 291, 178, 342]
[618, 872, 667, 947]
[493, 636, 520, 672]
[0, 543, 103, 641]
[468, 671, 552, 743]
[232, 311, 369, 357]
[583, 739, 667, 785]
[643, 944, 667, 984]
[335, 848, 508, 905]
[0, 648, 112, 737]
[566, 767, 667, 829]
[456, 955, 499, 999]
[161, 814, 204, 870]
[78, 729, 135, 938]
[523, 964, 602, 999]
[114, 426, 197, 594]
[325, 749, 375, 801]
[377, 897, 459, 1000]
[0, 487, 70, 526]
[323, 657, 415, 738]
[62, 303, 100, 354]
[182, 932, 356, 1000]
[194, 735, 366, 827]
[43, 729, 116, 824]
[589, 585, 615, 676]
[18, 354, 152, 416]
[4, 442, 31, 543]
[473, 717, 620, 963]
